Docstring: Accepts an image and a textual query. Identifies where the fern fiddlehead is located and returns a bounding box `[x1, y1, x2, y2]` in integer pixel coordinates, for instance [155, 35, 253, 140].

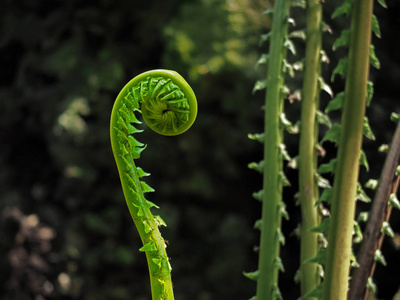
[110, 69, 197, 300]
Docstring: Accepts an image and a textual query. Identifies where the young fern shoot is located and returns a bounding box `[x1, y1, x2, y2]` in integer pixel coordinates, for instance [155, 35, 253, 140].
[110, 70, 197, 300]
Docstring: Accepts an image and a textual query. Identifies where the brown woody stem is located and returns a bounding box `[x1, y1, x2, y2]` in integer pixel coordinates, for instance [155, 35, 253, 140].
[348, 120, 400, 300]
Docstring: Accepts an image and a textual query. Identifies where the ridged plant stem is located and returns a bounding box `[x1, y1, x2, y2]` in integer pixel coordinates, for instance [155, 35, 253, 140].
[256, 0, 290, 299]
[298, 0, 322, 298]
[321, 1, 374, 299]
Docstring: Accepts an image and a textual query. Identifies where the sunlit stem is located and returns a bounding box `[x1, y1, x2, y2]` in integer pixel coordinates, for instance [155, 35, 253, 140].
[298, 0, 322, 298]
[321, 1, 373, 299]
[256, 0, 290, 299]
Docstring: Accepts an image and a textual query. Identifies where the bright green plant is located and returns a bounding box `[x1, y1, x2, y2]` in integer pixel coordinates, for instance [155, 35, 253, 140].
[110, 69, 197, 300]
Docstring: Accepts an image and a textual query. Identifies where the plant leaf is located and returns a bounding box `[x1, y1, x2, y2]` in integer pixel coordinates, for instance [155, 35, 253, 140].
[320, 124, 341, 145]
[277, 228, 285, 246]
[366, 81, 374, 106]
[252, 80, 267, 94]
[372, 15, 381, 38]
[317, 111, 332, 129]
[259, 33, 271, 46]
[280, 113, 299, 134]
[304, 247, 327, 264]
[248, 132, 264, 143]
[284, 38, 296, 55]
[389, 193, 400, 210]
[360, 149, 369, 171]
[353, 220, 363, 243]
[367, 277, 377, 293]
[320, 49, 330, 64]
[365, 179, 378, 190]
[356, 182, 371, 203]
[253, 219, 262, 230]
[331, 58, 348, 81]
[381, 221, 394, 238]
[332, 29, 350, 50]
[146, 200, 160, 209]
[325, 92, 344, 113]
[315, 188, 333, 205]
[139, 241, 157, 252]
[289, 30, 306, 40]
[357, 211, 369, 223]
[363, 116, 376, 140]
[137, 167, 151, 177]
[256, 54, 269, 68]
[279, 171, 291, 187]
[278, 202, 289, 220]
[391, 112, 399, 123]
[279, 143, 291, 161]
[272, 284, 283, 300]
[262, 9, 274, 16]
[317, 158, 337, 174]
[377, 0, 387, 9]
[141, 180, 155, 193]
[291, 0, 306, 8]
[315, 173, 332, 189]
[370, 44, 381, 69]
[274, 257, 285, 272]
[374, 249, 387, 266]
[319, 77, 333, 97]
[332, 0, 352, 19]
[248, 160, 264, 174]
[243, 270, 259, 281]
[154, 215, 167, 227]
[252, 190, 263, 202]
[310, 218, 330, 235]
[282, 59, 295, 77]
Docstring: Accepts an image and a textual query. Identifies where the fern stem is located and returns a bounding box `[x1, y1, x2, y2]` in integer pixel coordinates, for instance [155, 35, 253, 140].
[256, 0, 290, 299]
[110, 69, 197, 300]
[321, 1, 374, 299]
[298, 0, 322, 298]
[348, 121, 400, 300]
[118, 158, 174, 300]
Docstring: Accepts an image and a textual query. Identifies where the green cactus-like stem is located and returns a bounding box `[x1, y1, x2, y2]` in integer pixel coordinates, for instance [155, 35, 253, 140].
[256, 1, 290, 299]
[321, 1, 374, 299]
[298, 0, 322, 298]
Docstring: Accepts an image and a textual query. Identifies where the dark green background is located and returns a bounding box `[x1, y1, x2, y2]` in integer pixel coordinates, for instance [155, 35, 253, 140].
[1, 0, 399, 299]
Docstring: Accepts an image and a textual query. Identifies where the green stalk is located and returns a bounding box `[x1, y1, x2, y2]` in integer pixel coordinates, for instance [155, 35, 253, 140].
[298, 0, 322, 298]
[110, 70, 197, 300]
[256, 1, 290, 299]
[321, 1, 374, 299]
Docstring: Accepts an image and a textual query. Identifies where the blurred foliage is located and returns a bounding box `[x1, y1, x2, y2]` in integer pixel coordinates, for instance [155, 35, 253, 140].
[163, 0, 269, 78]
[0, 0, 399, 299]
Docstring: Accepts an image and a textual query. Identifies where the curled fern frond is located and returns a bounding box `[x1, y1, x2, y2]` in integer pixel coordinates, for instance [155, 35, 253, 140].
[110, 69, 197, 300]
